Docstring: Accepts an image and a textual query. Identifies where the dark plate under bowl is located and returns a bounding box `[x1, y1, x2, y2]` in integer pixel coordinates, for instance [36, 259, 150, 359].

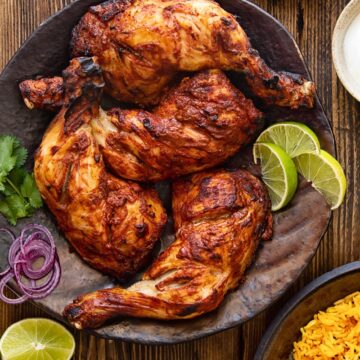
[0, 0, 334, 344]
[255, 261, 360, 359]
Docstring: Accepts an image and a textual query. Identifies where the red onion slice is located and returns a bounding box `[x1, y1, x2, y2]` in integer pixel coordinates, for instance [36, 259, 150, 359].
[20, 226, 55, 262]
[21, 239, 55, 279]
[0, 224, 61, 305]
[0, 271, 29, 304]
[8, 237, 21, 265]
[14, 259, 61, 299]
[0, 228, 15, 242]
[0, 267, 11, 277]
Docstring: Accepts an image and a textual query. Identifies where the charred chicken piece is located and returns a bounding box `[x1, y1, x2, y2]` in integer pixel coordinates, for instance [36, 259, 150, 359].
[34, 57, 167, 279]
[19, 77, 64, 111]
[64, 169, 272, 329]
[21, 69, 262, 181]
[70, 0, 315, 108]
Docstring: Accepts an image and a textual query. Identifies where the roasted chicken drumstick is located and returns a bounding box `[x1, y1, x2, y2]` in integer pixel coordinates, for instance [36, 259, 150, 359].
[64, 169, 272, 329]
[21, 69, 262, 181]
[20, 76, 63, 112]
[69, 0, 315, 108]
[34, 57, 167, 279]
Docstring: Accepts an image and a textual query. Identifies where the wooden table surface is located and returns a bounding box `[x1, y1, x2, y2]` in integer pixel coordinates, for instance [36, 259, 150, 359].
[0, 0, 358, 359]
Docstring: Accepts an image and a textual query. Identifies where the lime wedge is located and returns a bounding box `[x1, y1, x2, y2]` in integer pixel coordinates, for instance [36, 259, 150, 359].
[253, 143, 298, 211]
[256, 122, 320, 158]
[294, 150, 346, 209]
[0, 318, 75, 360]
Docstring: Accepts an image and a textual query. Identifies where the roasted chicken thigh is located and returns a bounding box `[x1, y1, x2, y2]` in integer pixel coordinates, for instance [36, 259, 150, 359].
[34, 57, 167, 279]
[64, 168, 272, 329]
[70, 0, 315, 108]
[21, 69, 262, 181]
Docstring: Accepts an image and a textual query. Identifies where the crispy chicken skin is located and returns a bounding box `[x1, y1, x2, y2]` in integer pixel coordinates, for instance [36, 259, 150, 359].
[34, 57, 167, 279]
[64, 169, 272, 329]
[21, 69, 263, 181]
[99, 70, 262, 181]
[70, 0, 315, 108]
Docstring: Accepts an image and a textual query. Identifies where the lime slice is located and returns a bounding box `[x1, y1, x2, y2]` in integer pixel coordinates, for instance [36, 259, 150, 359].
[253, 143, 298, 211]
[256, 122, 320, 158]
[293, 150, 346, 209]
[0, 318, 75, 360]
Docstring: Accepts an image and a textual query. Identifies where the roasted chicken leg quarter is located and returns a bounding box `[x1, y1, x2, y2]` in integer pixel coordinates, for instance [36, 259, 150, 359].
[70, 0, 315, 108]
[34, 57, 167, 279]
[21, 69, 263, 182]
[64, 169, 272, 329]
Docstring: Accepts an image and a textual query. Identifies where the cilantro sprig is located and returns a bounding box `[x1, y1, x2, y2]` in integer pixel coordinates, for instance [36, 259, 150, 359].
[0, 135, 42, 225]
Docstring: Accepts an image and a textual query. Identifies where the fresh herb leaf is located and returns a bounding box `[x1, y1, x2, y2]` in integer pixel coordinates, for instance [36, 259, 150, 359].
[0, 195, 34, 226]
[0, 135, 42, 225]
[20, 173, 43, 209]
[8, 168, 27, 189]
[2, 183, 15, 197]
[0, 200, 16, 225]
[5, 194, 30, 218]
[2, 168, 27, 196]
[0, 136, 18, 191]
[20, 173, 35, 198]
[13, 138, 28, 168]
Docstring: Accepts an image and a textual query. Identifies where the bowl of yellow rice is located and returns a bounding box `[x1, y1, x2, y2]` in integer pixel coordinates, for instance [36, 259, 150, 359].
[255, 262, 360, 360]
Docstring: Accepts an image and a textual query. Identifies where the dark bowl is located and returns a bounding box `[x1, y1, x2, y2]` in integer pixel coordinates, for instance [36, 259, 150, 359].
[255, 261, 360, 360]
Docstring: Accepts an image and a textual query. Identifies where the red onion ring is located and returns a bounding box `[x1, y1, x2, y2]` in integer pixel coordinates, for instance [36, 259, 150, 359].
[14, 258, 61, 298]
[0, 266, 11, 278]
[0, 224, 61, 304]
[21, 239, 55, 279]
[0, 228, 15, 242]
[0, 271, 29, 304]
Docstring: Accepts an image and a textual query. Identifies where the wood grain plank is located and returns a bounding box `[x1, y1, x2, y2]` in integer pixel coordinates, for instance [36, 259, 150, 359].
[0, 0, 358, 359]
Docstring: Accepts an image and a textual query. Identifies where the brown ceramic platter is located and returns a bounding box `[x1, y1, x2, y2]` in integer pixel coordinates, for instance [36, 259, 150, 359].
[0, 0, 334, 344]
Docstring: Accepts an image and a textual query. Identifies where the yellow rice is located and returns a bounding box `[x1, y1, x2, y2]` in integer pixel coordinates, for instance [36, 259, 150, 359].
[293, 291, 360, 360]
